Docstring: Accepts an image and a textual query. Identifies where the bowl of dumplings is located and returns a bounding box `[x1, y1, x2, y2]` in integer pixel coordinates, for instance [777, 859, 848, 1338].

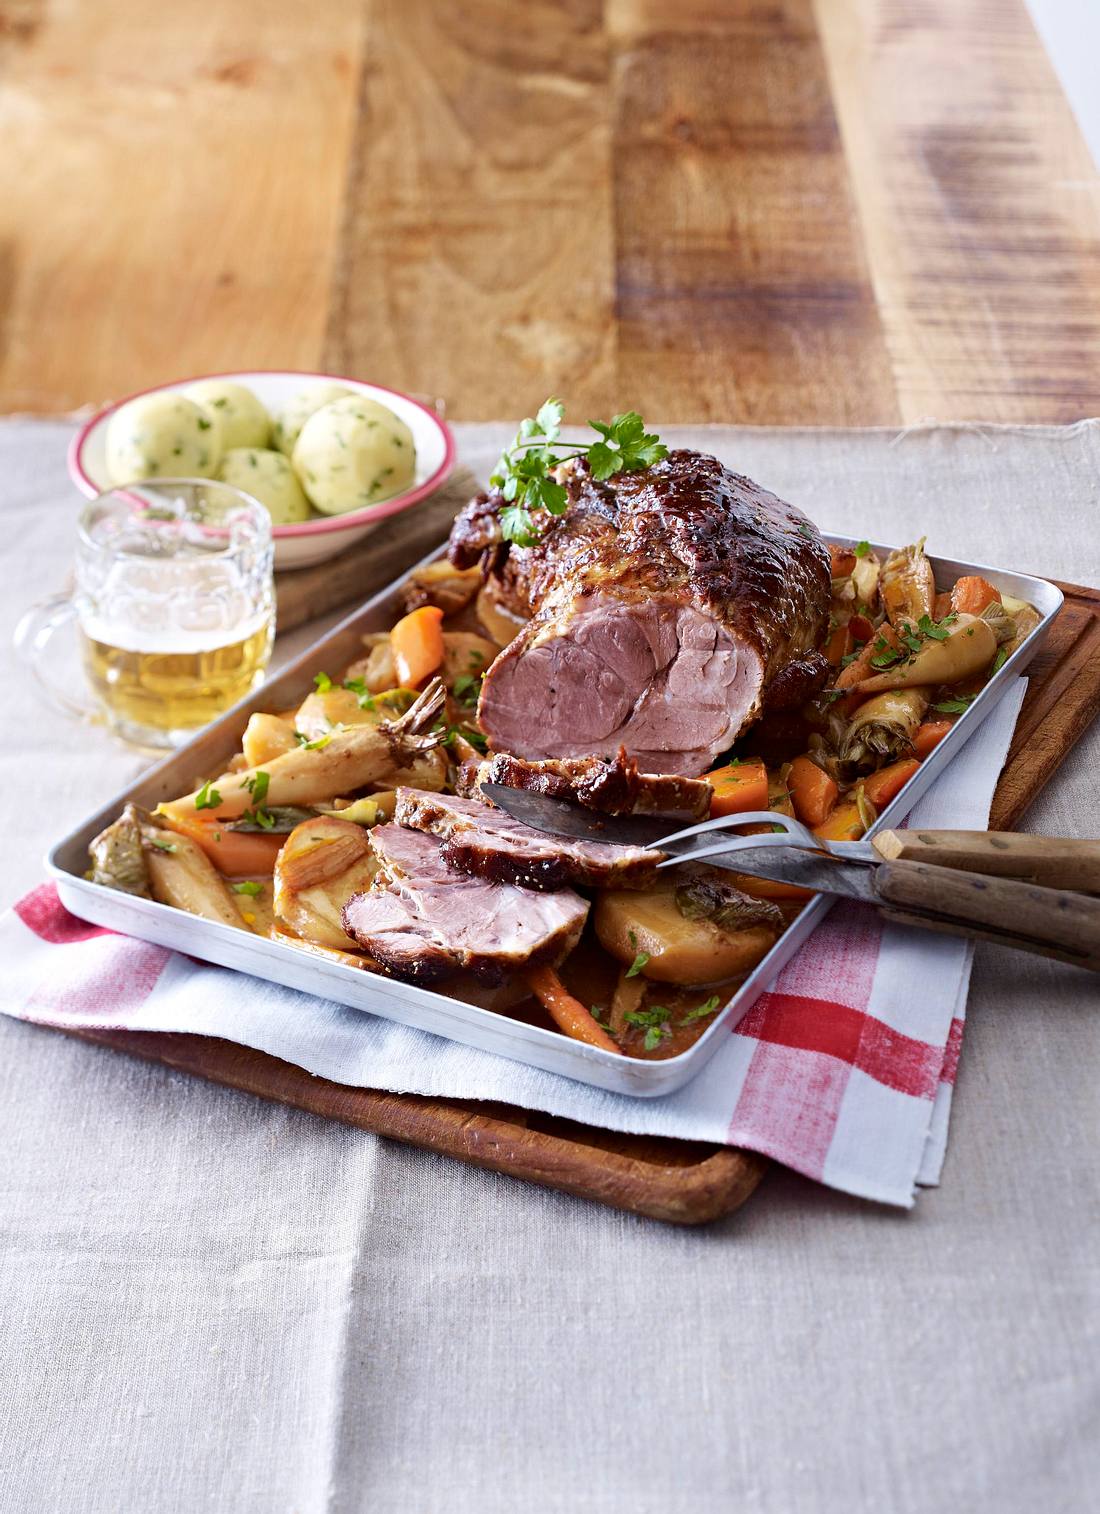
[69, 371, 455, 569]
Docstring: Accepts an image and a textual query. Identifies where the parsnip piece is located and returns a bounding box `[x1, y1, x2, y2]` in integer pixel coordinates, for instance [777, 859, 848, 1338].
[441, 633, 499, 686]
[140, 824, 245, 930]
[274, 817, 378, 949]
[595, 882, 779, 986]
[854, 615, 997, 693]
[170, 681, 445, 816]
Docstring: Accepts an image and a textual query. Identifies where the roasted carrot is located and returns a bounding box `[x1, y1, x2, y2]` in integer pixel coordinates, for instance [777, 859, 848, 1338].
[951, 575, 1001, 617]
[526, 965, 622, 1054]
[848, 613, 875, 644]
[861, 758, 920, 810]
[824, 621, 852, 666]
[835, 623, 903, 689]
[933, 591, 953, 622]
[159, 810, 284, 878]
[913, 719, 954, 760]
[813, 800, 866, 843]
[788, 755, 839, 828]
[706, 758, 769, 817]
[390, 605, 445, 687]
[729, 873, 815, 903]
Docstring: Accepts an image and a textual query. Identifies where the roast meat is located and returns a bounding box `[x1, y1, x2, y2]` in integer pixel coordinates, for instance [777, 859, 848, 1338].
[458, 750, 712, 821]
[450, 450, 831, 776]
[341, 825, 588, 983]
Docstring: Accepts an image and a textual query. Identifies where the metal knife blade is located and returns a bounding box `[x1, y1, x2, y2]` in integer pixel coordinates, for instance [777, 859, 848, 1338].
[481, 783, 875, 901]
[480, 783, 674, 848]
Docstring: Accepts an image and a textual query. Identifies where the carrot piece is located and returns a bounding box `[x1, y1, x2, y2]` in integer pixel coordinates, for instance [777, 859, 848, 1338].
[913, 719, 953, 760]
[951, 576, 1001, 617]
[848, 613, 875, 644]
[390, 605, 445, 687]
[933, 590, 953, 622]
[159, 810, 284, 878]
[728, 873, 816, 903]
[813, 801, 866, 843]
[824, 622, 852, 666]
[526, 965, 622, 1055]
[706, 758, 770, 817]
[788, 755, 839, 828]
[861, 758, 921, 810]
[835, 623, 902, 689]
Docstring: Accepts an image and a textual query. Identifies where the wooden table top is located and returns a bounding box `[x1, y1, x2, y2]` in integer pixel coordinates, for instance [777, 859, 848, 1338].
[1, 0, 1098, 425]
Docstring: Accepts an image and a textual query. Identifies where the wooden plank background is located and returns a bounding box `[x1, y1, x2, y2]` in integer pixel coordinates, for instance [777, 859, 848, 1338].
[0, 0, 1098, 423]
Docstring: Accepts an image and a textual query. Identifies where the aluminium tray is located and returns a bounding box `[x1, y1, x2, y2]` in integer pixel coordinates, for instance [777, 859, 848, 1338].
[47, 539, 1063, 1098]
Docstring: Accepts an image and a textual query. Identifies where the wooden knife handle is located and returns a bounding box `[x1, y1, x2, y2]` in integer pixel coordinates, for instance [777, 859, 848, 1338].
[872, 829, 1100, 894]
[871, 860, 1100, 971]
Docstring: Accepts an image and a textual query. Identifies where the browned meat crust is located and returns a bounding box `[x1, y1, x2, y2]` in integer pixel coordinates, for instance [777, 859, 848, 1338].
[450, 451, 830, 774]
[457, 750, 712, 821]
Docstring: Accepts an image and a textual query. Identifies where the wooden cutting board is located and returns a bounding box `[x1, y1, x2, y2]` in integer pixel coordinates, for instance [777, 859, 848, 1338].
[52, 549, 1100, 1224]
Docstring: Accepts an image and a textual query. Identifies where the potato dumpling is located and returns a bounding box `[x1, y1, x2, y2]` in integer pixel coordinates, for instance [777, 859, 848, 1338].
[217, 447, 312, 524]
[182, 380, 271, 450]
[105, 393, 223, 484]
[271, 382, 357, 457]
[292, 396, 416, 516]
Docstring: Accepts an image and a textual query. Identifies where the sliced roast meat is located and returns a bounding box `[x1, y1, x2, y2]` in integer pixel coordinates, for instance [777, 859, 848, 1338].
[394, 787, 663, 892]
[462, 750, 712, 821]
[342, 825, 588, 984]
[450, 450, 830, 775]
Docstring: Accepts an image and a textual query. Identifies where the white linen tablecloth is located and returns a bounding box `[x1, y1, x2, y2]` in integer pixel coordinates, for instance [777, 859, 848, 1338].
[2, 418, 1098, 1513]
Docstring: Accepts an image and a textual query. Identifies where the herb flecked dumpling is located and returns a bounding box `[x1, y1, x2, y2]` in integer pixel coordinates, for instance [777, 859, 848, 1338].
[292, 396, 416, 516]
[217, 447, 312, 524]
[271, 383, 357, 457]
[105, 393, 223, 485]
[182, 380, 271, 450]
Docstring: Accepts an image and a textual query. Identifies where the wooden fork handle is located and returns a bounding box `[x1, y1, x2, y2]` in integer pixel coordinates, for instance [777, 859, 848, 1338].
[871, 860, 1100, 971]
[872, 830, 1100, 893]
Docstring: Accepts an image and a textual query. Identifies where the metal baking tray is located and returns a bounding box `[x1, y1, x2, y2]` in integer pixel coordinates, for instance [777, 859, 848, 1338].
[47, 539, 1062, 1097]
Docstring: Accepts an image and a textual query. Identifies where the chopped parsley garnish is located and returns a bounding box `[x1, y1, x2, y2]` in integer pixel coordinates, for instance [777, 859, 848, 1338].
[991, 647, 1008, 674]
[839, 649, 862, 668]
[870, 637, 904, 669]
[854, 540, 871, 558]
[195, 780, 222, 811]
[681, 994, 722, 1023]
[432, 720, 488, 753]
[231, 881, 264, 897]
[149, 837, 177, 853]
[625, 930, 650, 979]
[301, 727, 341, 751]
[932, 694, 977, 714]
[313, 671, 333, 693]
[623, 1005, 673, 1052]
[342, 676, 376, 711]
[491, 399, 666, 547]
[240, 771, 274, 829]
[452, 673, 482, 707]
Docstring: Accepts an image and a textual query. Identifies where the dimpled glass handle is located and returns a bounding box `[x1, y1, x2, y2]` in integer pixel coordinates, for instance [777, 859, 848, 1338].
[13, 592, 98, 721]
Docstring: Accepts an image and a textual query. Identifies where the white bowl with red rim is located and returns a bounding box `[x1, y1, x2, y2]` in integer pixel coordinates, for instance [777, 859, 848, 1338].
[69, 370, 456, 570]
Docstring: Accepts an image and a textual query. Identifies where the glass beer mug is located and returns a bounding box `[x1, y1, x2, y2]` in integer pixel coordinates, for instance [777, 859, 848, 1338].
[17, 480, 274, 749]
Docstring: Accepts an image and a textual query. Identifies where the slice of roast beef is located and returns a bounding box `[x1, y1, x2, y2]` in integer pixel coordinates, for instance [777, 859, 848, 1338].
[459, 750, 712, 821]
[450, 450, 830, 775]
[341, 824, 588, 983]
[394, 787, 663, 892]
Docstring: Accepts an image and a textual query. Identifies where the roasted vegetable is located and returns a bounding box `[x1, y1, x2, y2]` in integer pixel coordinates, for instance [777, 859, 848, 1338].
[168, 680, 446, 817]
[139, 820, 245, 929]
[88, 806, 152, 898]
[595, 879, 780, 985]
[526, 965, 622, 1054]
[787, 755, 838, 827]
[401, 559, 481, 616]
[881, 540, 935, 628]
[853, 616, 997, 694]
[476, 581, 528, 647]
[706, 758, 769, 817]
[860, 759, 920, 810]
[841, 689, 930, 767]
[241, 713, 299, 768]
[274, 816, 378, 950]
[951, 576, 1001, 617]
[390, 605, 445, 687]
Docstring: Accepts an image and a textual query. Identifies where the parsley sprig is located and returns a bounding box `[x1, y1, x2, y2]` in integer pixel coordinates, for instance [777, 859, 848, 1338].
[241, 770, 275, 830]
[490, 398, 667, 547]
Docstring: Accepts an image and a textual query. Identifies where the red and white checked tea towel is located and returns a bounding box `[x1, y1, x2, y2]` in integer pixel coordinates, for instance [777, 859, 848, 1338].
[0, 683, 1026, 1208]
